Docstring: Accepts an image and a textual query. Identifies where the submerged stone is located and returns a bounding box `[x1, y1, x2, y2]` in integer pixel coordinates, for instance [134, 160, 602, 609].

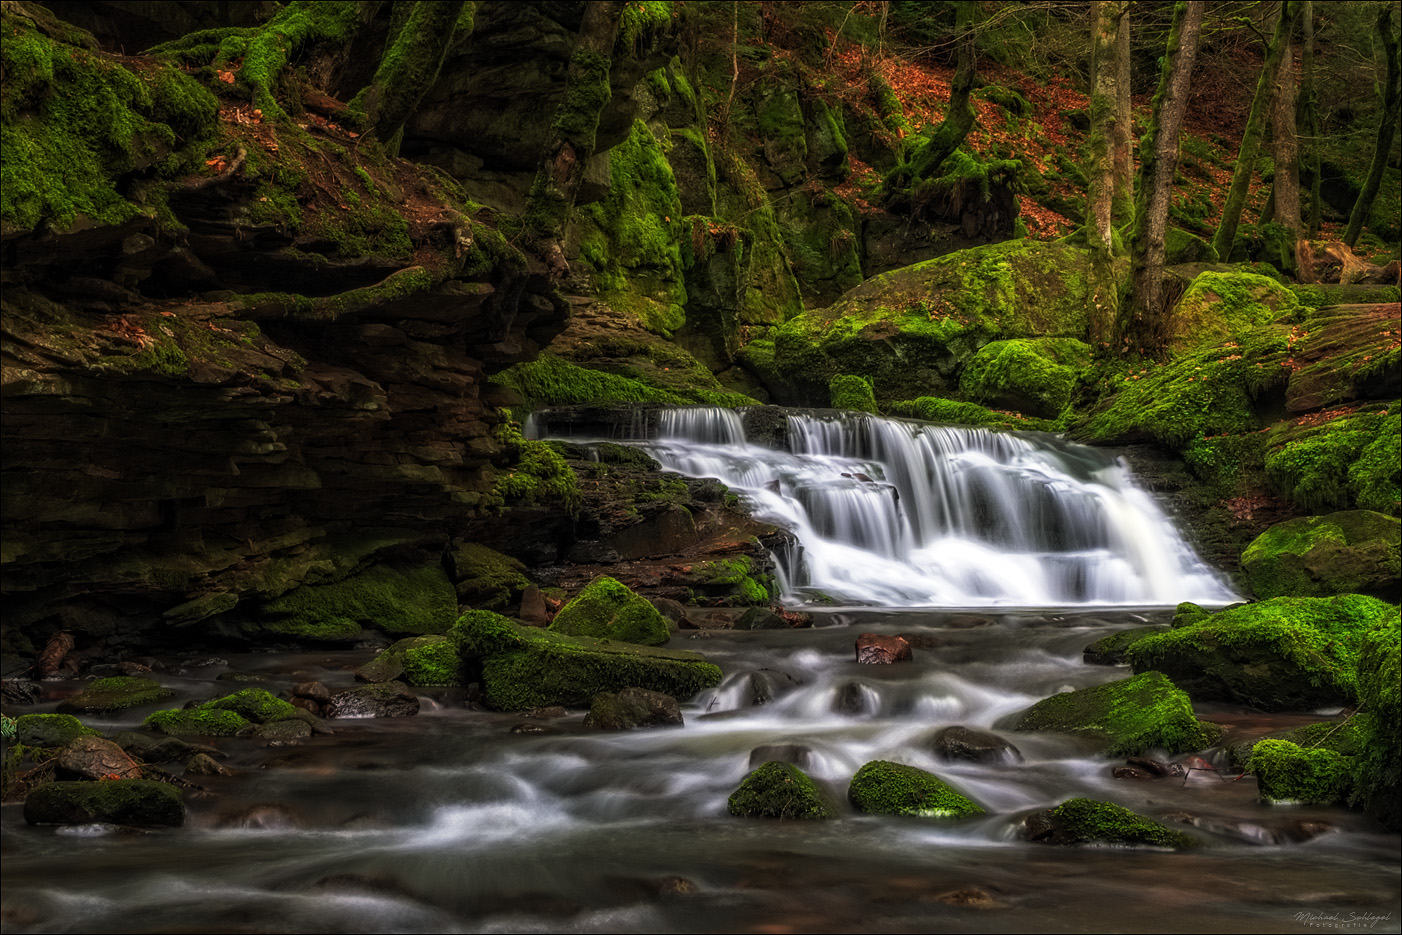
[847, 760, 984, 818]
[1124, 595, 1395, 710]
[1241, 511, 1400, 600]
[24, 780, 184, 827]
[1023, 797, 1197, 848]
[1014, 671, 1221, 757]
[550, 576, 671, 646]
[56, 676, 171, 714]
[583, 687, 683, 730]
[452, 610, 721, 711]
[728, 761, 835, 819]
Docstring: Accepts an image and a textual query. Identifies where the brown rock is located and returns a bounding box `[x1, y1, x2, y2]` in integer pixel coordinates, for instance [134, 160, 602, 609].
[291, 681, 331, 703]
[518, 584, 551, 626]
[184, 753, 234, 777]
[855, 633, 912, 664]
[57, 736, 142, 780]
[290, 696, 323, 716]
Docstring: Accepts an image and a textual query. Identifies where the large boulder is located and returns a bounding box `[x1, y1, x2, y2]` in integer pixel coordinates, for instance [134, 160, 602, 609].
[57, 736, 143, 781]
[1013, 672, 1221, 757]
[357, 635, 461, 686]
[1023, 798, 1197, 848]
[14, 714, 99, 747]
[56, 677, 170, 714]
[1124, 595, 1396, 710]
[549, 576, 671, 646]
[958, 338, 1090, 419]
[847, 760, 984, 818]
[584, 687, 683, 730]
[325, 681, 421, 719]
[1241, 511, 1400, 599]
[23, 780, 184, 827]
[259, 561, 459, 641]
[1082, 625, 1170, 665]
[454, 611, 720, 711]
[1250, 739, 1349, 805]
[143, 708, 250, 736]
[1352, 613, 1400, 830]
[728, 761, 835, 819]
[1166, 270, 1299, 353]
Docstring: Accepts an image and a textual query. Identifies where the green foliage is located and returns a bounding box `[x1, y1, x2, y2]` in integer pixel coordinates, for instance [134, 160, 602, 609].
[1250, 739, 1349, 804]
[1015, 671, 1221, 757]
[1044, 798, 1198, 849]
[728, 761, 835, 819]
[261, 561, 458, 640]
[847, 760, 984, 818]
[550, 576, 671, 646]
[1351, 612, 1401, 829]
[1, 12, 218, 230]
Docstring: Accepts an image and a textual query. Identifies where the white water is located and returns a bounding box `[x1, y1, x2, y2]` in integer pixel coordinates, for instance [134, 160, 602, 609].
[544, 406, 1236, 609]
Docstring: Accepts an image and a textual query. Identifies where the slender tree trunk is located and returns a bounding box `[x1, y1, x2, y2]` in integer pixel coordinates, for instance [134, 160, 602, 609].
[919, 0, 978, 172]
[1344, 4, 1401, 247]
[1300, 1, 1322, 236]
[1087, 1, 1129, 257]
[353, 1, 469, 156]
[1126, 0, 1205, 350]
[524, 1, 625, 276]
[1113, 8, 1134, 227]
[1211, 0, 1298, 260]
[1271, 31, 1301, 237]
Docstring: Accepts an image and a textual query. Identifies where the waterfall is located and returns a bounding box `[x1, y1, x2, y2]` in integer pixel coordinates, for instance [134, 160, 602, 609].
[542, 406, 1237, 609]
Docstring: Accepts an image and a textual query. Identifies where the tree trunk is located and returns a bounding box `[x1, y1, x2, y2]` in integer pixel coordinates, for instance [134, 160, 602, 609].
[1125, 0, 1205, 351]
[918, 0, 978, 174]
[1087, 1, 1129, 257]
[1211, 0, 1298, 260]
[1300, 1, 1321, 236]
[1113, 8, 1134, 227]
[1344, 4, 1401, 247]
[524, 0, 626, 276]
[353, 1, 469, 156]
[1270, 29, 1300, 238]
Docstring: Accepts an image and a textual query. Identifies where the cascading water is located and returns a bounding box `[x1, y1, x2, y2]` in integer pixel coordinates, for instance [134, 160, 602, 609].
[559, 406, 1236, 608]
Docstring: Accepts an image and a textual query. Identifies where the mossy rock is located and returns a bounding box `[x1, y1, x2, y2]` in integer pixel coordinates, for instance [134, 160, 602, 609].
[847, 760, 984, 818]
[1082, 625, 1171, 665]
[1352, 612, 1400, 830]
[688, 556, 771, 606]
[828, 374, 877, 413]
[260, 561, 458, 641]
[201, 688, 298, 724]
[1124, 595, 1396, 710]
[1024, 797, 1197, 849]
[357, 634, 461, 685]
[727, 761, 835, 819]
[887, 396, 1060, 432]
[143, 707, 251, 737]
[23, 780, 184, 827]
[14, 713, 99, 747]
[958, 337, 1090, 419]
[1167, 270, 1299, 353]
[1241, 511, 1401, 599]
[550, 576, 671, 646]
[1250, 739, 1349, 804]
[1163, 229, 1219, 265]
[451, 610, 721, 711]
[1013, 671, 1221, 757]
[1224, 716, 1374, 772]
[449, 543, 531, 611]
[1264, 405, 1400, 516]
[1285, 305, 1401, 412]
[56, 677, 171, 714]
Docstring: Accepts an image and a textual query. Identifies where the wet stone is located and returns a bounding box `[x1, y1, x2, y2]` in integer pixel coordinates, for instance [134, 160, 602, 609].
[2, 679, 41, 705]
[111, 731, 221, 764]
[325, 681, 420, 719]
[584, 687, 683, 730]
[833, 681, 871, 716]
[855, 633, 912, 664]
[220, 804, 300, 830]
[257, 719, 313, 743]
[57, 736, 143, 781]
[185, 753, 234, 777]
[931, 726, 1023, 764]
[1112, 766, 1155, 780]
[748, 743, 814, 770]
[291, 681, 331, 703]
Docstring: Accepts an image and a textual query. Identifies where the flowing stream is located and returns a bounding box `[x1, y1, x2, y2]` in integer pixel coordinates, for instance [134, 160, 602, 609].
[3, 408, 1398, 933]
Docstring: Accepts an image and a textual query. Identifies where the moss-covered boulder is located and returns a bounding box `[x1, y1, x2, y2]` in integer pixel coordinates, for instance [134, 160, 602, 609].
[1082, 625, 1170, 665]
[1167, 270, 1299, 353]
[550, 576, 671, 646]
[259, 561, 458, 641]
[23, 780, 184, 827]
[584, 687, 683, 730]
[847, 760, 984, 818]
[448, 543, 531, 611]
[1124, 595, 1396, 710]
[143, 708, 250, 737]
[1023, 797, 1198, 848]
[959, 338, 1090, 419]
[1264, 405, 1400, 516]
[14, 713, 99, 747]
[1013, 672, 1221, 757]
[357, 635, 461, 686]
[828, 374, 878, 413]
[201, 689, 298, 724]
[1241, 511, 1401, 599]
[452, 610, 721, 711]
[1352, 612, 1400, 830]
[887, 395, 1060, 431]
[688, 556, 771, 606]
[1250, 739, 1349, 804]
[56, 676, 171, 714]
[1284, 305, 1401, 413]
[728, 761, 835, 819]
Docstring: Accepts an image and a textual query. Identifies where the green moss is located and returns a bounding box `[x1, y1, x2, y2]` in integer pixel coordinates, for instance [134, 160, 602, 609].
[1163, 228, 1220, 265]
[450, 610, 721, 710]
[1014, 671, 1221, 757]
[1125, 595, 1397, 709]
[847, 760, 984, 818]
[1250, 739, 1349, 804]
[1167, 271, 1300, 352]
[399, 637, 462, 686]
[959, 338, 1090, 419]
[550, 576, 671, 646]
[13, 714, 99, 747]
[1183, 431, 1270, 498]
[238, 1, 360, 116]
[728, 761, 835, 819]
[451, 542, 531, 612]
[202, 688, 297, 724]
[56, 677, 172, 714]
[1082, 625, 1170, 665]
[618, 1, 674, 49]
[1265, 407, 1400, 515]
[261, 561, 458, 640]
[827, 375, 877, 413]
[23, 779, 184, 827]
[1, 12, 218, 230]
[1351, 612, 1401, 829]
[492, 352, 754, 410]
[887, 396, 1060, 432]
[690, 556, 771, 605]
[1241, 511, 1401, 599]
[143, 708, 250, 736]
[492, 420, 582, 516]
[1043, 798, 1198, 848]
